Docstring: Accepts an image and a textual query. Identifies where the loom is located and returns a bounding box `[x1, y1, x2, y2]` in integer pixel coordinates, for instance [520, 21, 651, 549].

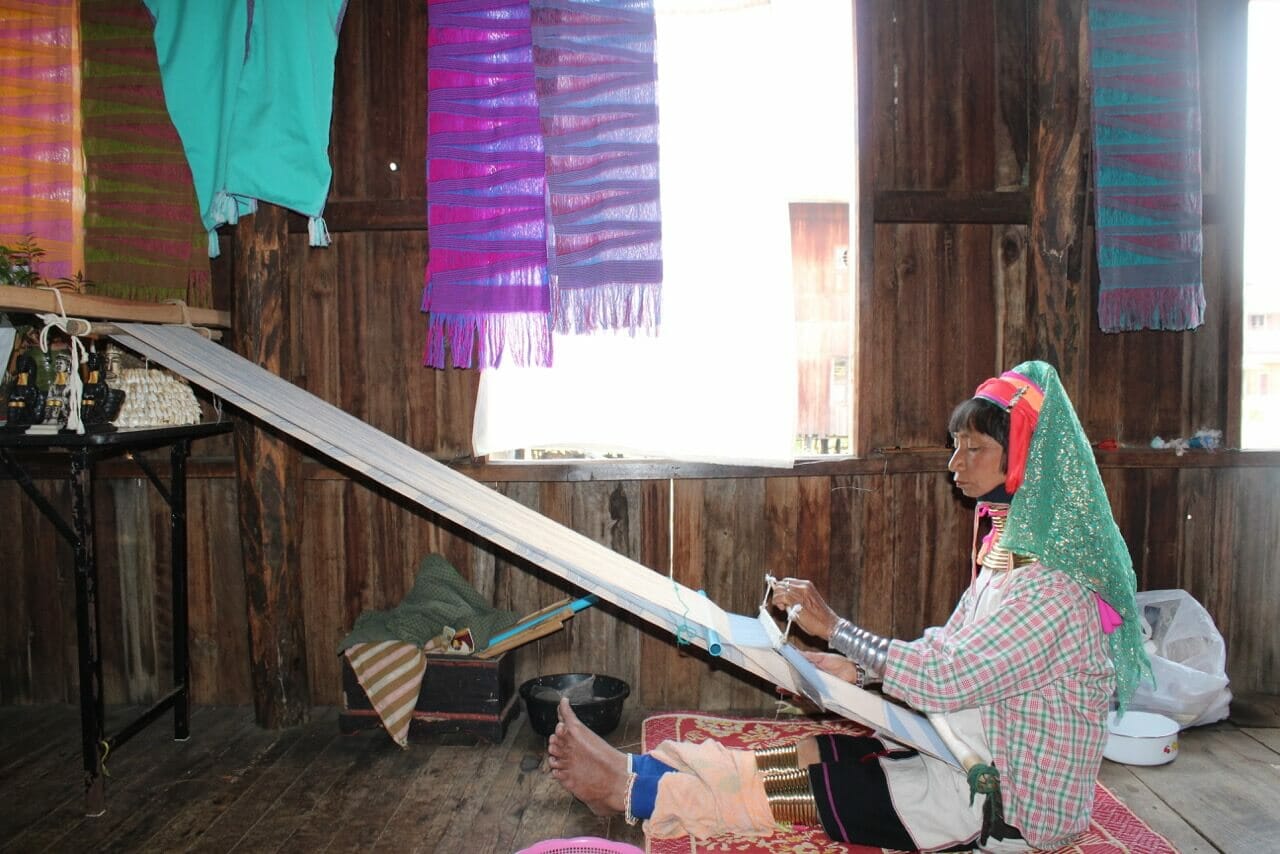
[105, 322, 958, 767]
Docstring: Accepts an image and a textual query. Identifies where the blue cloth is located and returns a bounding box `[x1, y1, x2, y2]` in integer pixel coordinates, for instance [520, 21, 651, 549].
[629, 753, 674, 819]
[145, 0, 348, 256]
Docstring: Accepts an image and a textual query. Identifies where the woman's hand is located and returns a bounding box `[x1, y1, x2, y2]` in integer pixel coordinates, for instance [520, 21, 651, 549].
[770, 577, 841, 641]
[801, 650, 860, 684]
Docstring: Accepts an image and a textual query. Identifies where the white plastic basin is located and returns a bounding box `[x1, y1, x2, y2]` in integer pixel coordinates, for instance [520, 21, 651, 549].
[1103, 710, 1180, 766]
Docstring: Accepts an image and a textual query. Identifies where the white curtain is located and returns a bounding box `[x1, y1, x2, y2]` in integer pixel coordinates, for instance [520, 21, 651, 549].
[473, 0, 853, 467]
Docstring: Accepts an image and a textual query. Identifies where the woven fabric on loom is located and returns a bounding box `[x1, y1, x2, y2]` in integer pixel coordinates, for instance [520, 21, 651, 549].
[531, 0, 662, 335]
[0, 0, 81, 282]
[1088, 0, 1204, 332]
[80, 0, 210, 306]
[642, 712, 1178, 854]
[424, 0, 552, 369]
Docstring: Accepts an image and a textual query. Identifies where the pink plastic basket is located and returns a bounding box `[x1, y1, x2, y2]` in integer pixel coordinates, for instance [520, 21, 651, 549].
[515, 837, 644, 854]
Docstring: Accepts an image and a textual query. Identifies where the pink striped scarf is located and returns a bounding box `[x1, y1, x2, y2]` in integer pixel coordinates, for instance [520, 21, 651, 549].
[424, 0, 552, 368]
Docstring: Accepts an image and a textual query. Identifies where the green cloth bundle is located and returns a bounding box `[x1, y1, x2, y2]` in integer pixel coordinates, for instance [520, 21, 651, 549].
[338, 554, 518, 652]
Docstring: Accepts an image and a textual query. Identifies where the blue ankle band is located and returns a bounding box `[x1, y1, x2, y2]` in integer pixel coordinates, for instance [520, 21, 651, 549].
[624, 754, 674, 821]
[630, 770, 663, 819]
[632, 754, 675, 777]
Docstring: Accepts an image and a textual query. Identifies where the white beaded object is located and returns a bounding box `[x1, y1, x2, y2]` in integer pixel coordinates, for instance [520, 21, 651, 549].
[112, 368, 202, 428]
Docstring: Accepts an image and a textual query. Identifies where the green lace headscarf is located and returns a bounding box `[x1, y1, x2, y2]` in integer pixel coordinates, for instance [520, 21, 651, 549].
[991, 360, 1152, 709]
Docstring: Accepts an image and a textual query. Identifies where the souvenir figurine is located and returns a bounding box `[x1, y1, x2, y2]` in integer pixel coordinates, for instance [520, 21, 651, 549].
[41, 350, 73, 428]
[80, 350, 125, 429]
[4, 353, 45, 429]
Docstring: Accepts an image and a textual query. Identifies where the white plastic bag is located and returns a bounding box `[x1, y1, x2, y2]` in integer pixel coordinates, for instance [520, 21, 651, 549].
[1129, 589, 1231, 728]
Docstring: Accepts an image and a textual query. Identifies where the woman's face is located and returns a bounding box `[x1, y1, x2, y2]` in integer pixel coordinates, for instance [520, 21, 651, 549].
[948, 428, 1006, 498]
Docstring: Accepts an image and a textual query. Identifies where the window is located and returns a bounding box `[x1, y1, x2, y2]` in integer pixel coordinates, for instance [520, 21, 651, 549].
[475, 0, 857, 465]
[1244, 0, 1280, 448]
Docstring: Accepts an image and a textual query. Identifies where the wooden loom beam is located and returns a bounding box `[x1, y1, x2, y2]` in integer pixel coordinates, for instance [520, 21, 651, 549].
[0, 284, 230, 329]
[110, 324, 959, 764]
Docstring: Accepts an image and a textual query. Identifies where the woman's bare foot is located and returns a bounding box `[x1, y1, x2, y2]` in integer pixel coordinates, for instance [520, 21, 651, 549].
[546, 698, 630, 815]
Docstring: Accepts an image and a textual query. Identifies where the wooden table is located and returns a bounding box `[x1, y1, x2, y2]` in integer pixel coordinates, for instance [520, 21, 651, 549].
[0, 421, 232, 816]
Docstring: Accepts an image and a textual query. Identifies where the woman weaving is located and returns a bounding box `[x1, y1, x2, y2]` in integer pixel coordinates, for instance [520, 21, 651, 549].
[545, 361, 1151, 852]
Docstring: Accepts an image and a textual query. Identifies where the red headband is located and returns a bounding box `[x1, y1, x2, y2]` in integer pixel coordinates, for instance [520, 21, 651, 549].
[973, 370, 1044, 494]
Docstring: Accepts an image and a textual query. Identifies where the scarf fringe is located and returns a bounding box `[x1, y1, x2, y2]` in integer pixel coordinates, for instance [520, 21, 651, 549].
[308, 216, 331, 248]
[553, 283, 661, 336]
[80, 280, 211, 307]
[1099, 285, 1205, 333]
[424, 311, 553, 369]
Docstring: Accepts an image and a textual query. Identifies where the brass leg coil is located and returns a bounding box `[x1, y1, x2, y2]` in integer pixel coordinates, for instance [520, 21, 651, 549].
[753, 743, 800, 774]
[762, 767, 819, 825]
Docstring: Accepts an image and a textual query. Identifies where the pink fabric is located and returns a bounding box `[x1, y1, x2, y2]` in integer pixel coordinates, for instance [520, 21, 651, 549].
[973, 370, 1045, 494]
[423, 0, 551, 368]
[645, 739, 775, 840]
[1096, 594, 1124, 634]
[517, 838, 643, 854]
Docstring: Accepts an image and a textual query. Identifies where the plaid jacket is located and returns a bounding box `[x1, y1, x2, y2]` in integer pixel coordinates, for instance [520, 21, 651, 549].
[882, 565, 1116, 849]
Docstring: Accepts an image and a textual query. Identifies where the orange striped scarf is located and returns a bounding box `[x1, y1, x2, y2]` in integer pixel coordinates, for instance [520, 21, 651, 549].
[0, 0, 82, 281]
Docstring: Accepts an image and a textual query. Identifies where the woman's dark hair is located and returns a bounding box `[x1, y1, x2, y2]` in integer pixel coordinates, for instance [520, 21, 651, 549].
[948, 397, 1010, 461]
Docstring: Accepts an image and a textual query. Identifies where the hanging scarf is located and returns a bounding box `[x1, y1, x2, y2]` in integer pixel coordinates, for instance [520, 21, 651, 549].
[0, 0, 81, 282]
[82, 0, 210, 306]
[991, 361, 1152, 709]
[1088, 0, 1204, 332]
[145, 0, 347, 258]
[531, 0, 663, 335]
[424, 0, 552, 369]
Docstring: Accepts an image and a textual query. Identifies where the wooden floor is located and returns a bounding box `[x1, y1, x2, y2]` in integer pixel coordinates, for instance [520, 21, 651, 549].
[1, 697, 1278, 853]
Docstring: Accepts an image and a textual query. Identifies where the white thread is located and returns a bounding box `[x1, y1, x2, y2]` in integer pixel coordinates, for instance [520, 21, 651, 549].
[761, 573, 778, 609]
[35, 286, 89, 434]
[162, 299, 213, 339]
[780, 603, 802, 645]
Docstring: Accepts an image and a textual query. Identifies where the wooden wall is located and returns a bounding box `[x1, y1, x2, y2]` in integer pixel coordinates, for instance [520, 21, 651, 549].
[3, 0, 1277, 715]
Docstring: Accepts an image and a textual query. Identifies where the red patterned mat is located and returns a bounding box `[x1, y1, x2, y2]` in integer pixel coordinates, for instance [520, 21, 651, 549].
[642, 712, 1177, 854]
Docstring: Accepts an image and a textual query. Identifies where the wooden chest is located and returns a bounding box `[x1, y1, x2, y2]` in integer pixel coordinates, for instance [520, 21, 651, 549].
[338, 650, 518, 743]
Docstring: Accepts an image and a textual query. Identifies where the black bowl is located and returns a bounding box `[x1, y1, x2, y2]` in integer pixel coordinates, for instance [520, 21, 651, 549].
[520, 673, 630, 738]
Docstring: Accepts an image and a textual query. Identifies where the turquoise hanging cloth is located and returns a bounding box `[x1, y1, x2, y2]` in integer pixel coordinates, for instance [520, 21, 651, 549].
[145, 0, 348, 257]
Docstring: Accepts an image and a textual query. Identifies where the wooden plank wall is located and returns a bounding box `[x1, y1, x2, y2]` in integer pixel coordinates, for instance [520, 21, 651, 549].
[2, 0, 1277, 715]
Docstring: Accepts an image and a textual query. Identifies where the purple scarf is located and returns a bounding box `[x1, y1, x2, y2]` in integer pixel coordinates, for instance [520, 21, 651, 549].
[425, 0, 552, 368]
[424, 0, 663, 368]
[532, 0, 662, 335]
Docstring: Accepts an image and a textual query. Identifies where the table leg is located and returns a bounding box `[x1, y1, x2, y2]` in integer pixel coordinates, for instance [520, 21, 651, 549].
[170, 440, 191, 741]
[70, 449, 106, 817]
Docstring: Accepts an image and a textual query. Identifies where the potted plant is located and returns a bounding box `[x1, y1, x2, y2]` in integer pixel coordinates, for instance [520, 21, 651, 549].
[0, 235, 79, 423]
[0, 234, 46, 287]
